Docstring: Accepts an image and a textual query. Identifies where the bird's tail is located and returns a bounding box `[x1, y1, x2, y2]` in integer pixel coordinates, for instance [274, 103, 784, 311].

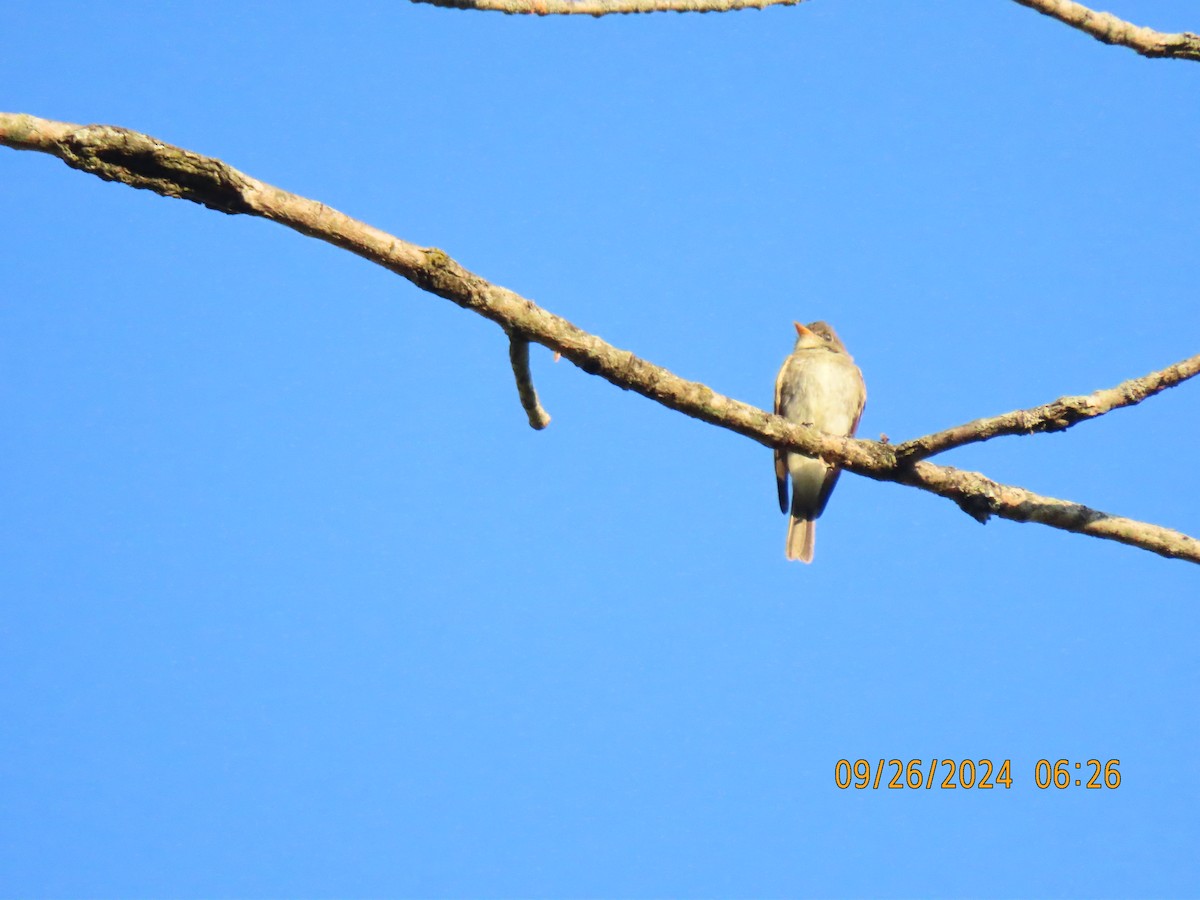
[786, 515, 815, 563]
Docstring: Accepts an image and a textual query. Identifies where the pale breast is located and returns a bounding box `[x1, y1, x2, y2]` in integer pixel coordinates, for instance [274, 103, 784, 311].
[777, 352, 864, 437]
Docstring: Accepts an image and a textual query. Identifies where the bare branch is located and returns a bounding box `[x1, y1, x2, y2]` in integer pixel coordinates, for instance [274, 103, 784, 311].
[897, 460, 1198, 562]
[412, 0, 803, 15]
[410, 0, 1200, 58]
[507, 333, 552, 429]
[3, 112, 1197, 563]
[1011, 0, 1200, 61]
[896, 353, 1200, 463]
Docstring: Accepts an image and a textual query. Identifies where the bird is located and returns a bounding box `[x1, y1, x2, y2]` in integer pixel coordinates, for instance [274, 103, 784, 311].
[774, 321, 866, 563]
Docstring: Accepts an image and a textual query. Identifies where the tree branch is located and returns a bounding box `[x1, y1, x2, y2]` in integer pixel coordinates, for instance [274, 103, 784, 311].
[895, 353, 1200, 463]
[409, 0, 1200, 63]
[1011, 0, 1200, 61]
[895, 460, 1195, 561]
[3, 112, 1197, 563]
[411, 0, 803, 14]
[409, 0, 1200, 61]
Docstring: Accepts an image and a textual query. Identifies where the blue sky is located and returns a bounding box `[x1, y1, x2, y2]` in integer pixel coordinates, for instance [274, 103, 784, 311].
[2, 2, 1198, 897]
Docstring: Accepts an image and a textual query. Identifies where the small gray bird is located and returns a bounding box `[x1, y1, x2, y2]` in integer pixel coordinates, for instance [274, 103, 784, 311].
[774, 321, 866, 563]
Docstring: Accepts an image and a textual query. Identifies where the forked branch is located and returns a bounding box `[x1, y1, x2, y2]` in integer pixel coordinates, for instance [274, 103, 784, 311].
[2, 113, 1196, 563]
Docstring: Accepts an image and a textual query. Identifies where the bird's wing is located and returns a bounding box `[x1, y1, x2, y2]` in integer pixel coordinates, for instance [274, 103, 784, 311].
[849, 366, 866, 437]
[774, 360, 789, 513]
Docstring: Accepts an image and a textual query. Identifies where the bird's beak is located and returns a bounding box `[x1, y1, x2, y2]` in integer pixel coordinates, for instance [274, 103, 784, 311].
[793, 322, 814, 338]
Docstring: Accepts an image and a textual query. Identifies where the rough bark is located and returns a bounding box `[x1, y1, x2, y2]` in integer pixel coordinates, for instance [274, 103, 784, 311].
[3, 113, 1197, 563]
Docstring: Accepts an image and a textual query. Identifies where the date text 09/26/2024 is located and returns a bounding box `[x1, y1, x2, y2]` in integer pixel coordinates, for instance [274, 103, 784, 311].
[834, 759, 1122, 790]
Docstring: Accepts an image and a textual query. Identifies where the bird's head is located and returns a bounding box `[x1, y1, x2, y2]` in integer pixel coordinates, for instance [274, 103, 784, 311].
[793, 320, 848, 354]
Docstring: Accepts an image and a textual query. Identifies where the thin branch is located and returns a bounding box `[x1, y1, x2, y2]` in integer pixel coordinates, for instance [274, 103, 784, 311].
[507, 333, 552, 429]
[412, 0, 803, 14]
[411, 0, 1200, 59]
[1011, 0, 1200, 61]
[3, 112, 1197, 563]
[896, 353, 1200, 463]
[897, 460, 1194, 561]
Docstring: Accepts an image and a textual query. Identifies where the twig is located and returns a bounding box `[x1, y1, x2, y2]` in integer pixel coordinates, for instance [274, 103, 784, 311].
[411, 0, 803, 15]
[507, 333, 552, 429]
[1011, 0, 1200, 61]
[3, 112, 1197, 563]
[896, 353, 1200, 462]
